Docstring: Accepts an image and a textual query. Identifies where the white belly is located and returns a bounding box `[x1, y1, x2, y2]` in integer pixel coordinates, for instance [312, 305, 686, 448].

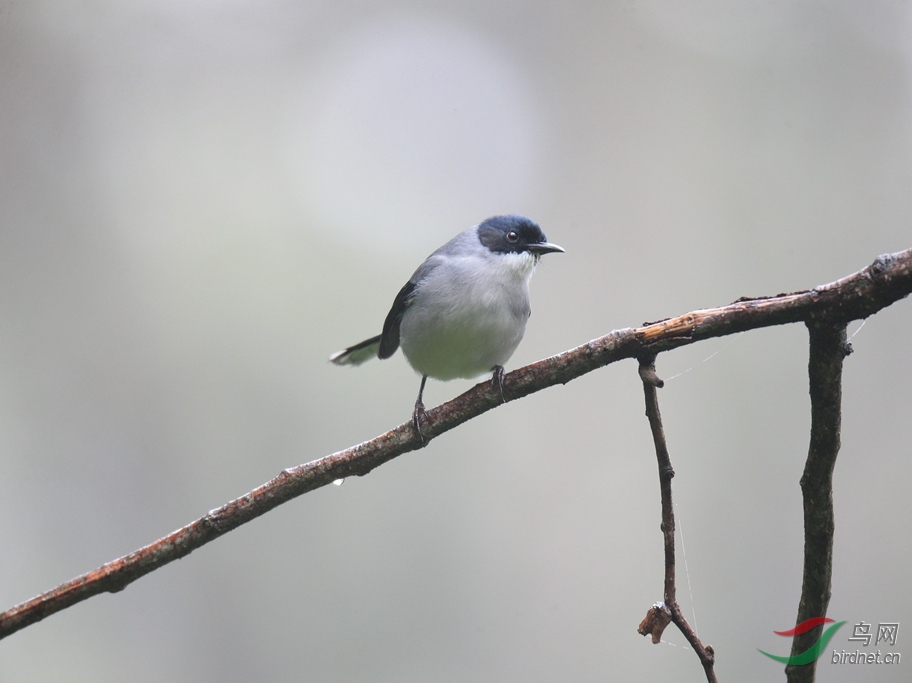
[399, 253, 534, 380]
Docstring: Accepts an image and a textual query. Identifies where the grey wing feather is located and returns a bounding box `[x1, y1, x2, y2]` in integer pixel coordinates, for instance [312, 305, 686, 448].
[333, 249, 448, 364]
[378, 280, 416, 359]
[378, 255, 442, 359]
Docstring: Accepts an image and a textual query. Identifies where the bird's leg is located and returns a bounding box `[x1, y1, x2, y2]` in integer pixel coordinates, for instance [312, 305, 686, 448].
[412, 375, 429, 442]
[491, 365, 506, 403]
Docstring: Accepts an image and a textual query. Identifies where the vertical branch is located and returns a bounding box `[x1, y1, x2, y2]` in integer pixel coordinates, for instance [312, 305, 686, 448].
[637, 357, 718, 683]
[638, 361, 676, 604]
[785, 323, 850, 683]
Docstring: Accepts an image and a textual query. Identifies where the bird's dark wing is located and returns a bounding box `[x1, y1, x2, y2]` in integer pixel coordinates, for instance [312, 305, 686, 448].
[379, 280, 417, 359]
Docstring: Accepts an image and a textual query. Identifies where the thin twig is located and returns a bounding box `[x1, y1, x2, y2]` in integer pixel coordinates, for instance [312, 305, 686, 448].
[785, 323, 850, 683]
[1, 249, 910, 641]
[637, 358, 718, 683]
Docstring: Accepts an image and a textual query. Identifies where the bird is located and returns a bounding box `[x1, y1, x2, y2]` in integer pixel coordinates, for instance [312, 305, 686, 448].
[329, 214, 564, 437]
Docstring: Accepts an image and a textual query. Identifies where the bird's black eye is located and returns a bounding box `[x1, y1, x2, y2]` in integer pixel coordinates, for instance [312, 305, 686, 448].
[506, 230, 519, 243]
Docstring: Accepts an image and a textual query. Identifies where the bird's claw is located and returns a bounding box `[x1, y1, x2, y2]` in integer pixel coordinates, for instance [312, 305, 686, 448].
[412, 400, 428, 444]
[492, 365, 506, 403]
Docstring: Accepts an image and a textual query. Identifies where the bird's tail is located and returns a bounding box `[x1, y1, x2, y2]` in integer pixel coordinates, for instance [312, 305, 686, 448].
[329, 335, 382, 366]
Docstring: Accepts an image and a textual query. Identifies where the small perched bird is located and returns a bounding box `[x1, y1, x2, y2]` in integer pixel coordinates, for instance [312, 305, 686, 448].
[330, 214, 564, 436]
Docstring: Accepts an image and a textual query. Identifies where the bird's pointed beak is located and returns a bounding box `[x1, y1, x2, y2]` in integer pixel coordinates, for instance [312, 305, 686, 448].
[529, 241, 565, 255]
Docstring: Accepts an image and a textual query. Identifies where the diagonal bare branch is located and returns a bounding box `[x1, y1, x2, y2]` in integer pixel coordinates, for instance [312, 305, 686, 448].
[1, 248, 910, 641]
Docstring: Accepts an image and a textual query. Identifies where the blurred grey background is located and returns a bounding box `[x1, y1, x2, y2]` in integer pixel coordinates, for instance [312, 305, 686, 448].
[1, 2, 910, 681]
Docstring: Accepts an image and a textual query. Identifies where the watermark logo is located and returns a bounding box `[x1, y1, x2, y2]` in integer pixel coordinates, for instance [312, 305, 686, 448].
[831, 621, 901, 665]
[759, 618, 901, 666]
[758, 617, 846, 665]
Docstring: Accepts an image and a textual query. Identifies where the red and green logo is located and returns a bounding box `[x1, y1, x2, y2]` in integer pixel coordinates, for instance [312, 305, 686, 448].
[759, 617, 846, 665]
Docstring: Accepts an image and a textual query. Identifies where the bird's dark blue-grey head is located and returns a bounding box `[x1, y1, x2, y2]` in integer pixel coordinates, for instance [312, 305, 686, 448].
[476, 215, 564, 257]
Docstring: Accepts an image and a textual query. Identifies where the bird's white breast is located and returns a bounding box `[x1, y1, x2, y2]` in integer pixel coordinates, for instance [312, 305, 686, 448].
[399, 250, 536, 380]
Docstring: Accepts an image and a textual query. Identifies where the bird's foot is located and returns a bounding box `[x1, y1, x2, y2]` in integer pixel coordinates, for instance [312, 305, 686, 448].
[492, 365, 506, 403]
[412, 399, 428, 444]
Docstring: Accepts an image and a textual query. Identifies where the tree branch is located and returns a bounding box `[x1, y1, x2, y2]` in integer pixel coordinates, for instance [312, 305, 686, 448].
[1, 248, 910, 641]
[637, 358, 718, 682]
[784, 323, 850, 682]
